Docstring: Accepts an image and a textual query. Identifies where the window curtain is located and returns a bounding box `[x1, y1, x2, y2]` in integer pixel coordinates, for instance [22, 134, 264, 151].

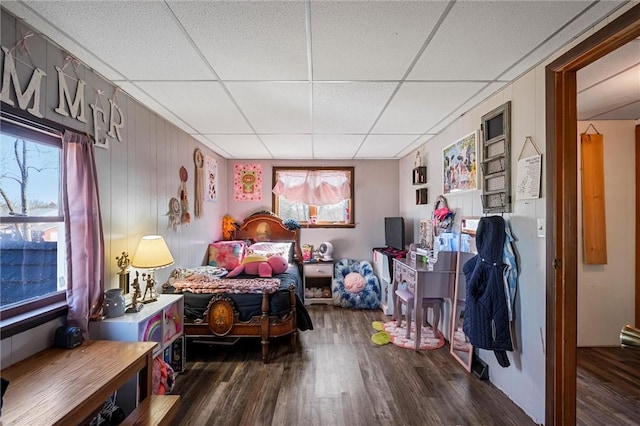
[62, 130, 104, 339]
[272, 170, 350, 205]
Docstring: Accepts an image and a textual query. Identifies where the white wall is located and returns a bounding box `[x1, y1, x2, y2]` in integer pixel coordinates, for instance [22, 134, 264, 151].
[1, 8, 228, 366]
[577, 120, 637, 346]
[226, 159, 400, 262]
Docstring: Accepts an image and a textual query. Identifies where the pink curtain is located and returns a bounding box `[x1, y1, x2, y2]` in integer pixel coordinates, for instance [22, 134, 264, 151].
[272, 170, 350, 205]
[62, 130, 104, 339]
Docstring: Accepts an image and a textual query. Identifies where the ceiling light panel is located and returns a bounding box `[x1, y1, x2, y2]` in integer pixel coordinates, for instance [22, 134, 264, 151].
[205, 135, 270, 159]
[313, 134, 366, 158]
[310, 1, 449, 80]
[135, 82, 253, 134]
[12, 1, 214, 80]
[409, 1, 597, 81]
[313, 82, 398, 133]
[168, 1, 308, 80]
[225, 82, 311, 134]
[373, 82, 486, 134]
[260, 134, 313, 159]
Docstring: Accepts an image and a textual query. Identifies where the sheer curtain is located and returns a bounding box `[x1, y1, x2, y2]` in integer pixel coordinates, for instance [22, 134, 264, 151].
[62, 130, 104, 339]
[272, 169, 350, 205]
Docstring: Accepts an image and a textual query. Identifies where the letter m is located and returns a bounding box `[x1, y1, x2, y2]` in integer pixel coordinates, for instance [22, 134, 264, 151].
[0, 46, 46, 118]
[54, 65, 87, 123]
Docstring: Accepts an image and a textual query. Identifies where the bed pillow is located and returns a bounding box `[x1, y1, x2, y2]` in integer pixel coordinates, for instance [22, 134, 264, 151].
[208, 240, 246, 270]
[248, 241, 294, 263]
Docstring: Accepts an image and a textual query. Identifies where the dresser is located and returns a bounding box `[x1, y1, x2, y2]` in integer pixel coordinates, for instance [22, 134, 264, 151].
[391, 252, 457, 350]
[303, 261, 334, 304]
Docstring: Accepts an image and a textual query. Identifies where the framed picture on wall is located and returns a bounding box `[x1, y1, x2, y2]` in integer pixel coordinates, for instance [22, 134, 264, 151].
[443, 131, 478, 194]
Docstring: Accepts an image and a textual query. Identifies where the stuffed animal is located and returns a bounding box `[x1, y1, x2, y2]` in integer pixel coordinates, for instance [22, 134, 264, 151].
[221, 214, 239, 240]
[227, 254, 288, 278]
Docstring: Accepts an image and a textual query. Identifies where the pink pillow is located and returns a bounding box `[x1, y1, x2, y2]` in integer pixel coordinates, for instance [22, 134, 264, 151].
[344, 272, 365, 293]
[208, 240, 246, 270]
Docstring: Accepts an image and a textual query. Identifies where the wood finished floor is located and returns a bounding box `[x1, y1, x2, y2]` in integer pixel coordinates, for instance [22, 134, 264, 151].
[576, 346, 640, 426]
[171, 305, 535, 426]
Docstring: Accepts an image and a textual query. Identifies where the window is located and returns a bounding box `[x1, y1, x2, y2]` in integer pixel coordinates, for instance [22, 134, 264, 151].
[272, 166, 354, 228]
[0, 116, 66, 318]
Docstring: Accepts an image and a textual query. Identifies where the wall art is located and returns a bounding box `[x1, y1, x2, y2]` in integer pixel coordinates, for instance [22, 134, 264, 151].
[204, 155, 218, 202]
[443, 131, 478, 194]
[234, 163, 262, 201]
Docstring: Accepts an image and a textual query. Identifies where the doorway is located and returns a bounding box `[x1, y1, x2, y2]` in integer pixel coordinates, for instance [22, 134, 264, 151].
[545, 5, 640, 425]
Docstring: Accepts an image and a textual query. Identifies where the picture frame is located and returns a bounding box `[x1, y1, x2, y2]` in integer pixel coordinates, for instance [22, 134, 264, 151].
[443, 131, 478, 194]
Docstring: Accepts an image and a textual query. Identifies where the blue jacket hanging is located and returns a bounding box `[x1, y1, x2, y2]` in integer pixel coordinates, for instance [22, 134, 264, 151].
[463, 216, 513, 367]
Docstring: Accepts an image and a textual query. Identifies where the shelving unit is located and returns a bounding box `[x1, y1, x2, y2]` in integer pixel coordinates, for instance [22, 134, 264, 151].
[303, 261, 333, 304]
[480, 101, 511, 213]
[413, 166, 428, 204]
[89, 294, 184, 415]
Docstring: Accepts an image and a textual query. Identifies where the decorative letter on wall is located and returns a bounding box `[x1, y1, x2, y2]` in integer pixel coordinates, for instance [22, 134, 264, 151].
[581, 127, 607, 264]
[54, 65, 88, 123]
[0, 46, 45, 118]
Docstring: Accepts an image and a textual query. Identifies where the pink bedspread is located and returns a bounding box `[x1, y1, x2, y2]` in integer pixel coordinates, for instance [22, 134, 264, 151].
[168, 266, 280, 294]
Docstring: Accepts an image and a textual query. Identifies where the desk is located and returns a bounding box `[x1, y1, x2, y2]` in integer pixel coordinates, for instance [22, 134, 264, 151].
[1, 340, 156, 425]
[392, 253, 457, 351]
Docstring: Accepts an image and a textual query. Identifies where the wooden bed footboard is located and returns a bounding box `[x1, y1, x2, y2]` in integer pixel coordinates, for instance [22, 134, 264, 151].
[183, 285, 298, 363]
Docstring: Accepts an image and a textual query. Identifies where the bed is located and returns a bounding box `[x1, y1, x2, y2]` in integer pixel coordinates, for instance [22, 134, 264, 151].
[163, 212, 313, 363]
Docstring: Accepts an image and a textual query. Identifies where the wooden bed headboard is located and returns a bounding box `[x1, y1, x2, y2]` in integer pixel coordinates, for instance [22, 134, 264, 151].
[233, 212, 302, 265]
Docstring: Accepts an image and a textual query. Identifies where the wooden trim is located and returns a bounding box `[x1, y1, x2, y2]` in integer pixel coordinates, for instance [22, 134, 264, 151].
[636, 125, 640, 327]
[545, 5, 640, 425]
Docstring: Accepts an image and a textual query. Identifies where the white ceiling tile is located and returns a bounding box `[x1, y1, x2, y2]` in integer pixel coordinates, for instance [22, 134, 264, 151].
[313, 135, 365, 158]
[135, 82, 252, 134]
[191, 134, 231, 158]
[578, 40, 640, 91]
[586, 100, 640, 121]
[429, 82, 508, 134]
[356, 135, 420, 159]
[409, 1, 595, 81]
[168, 1, 308, 80]
[396, 135, 435, 159]
[260, 135, 313, 159]
[204, 135, 270, 159]
[577, 65, 640, 120]
[311, 1, 448, 80]
[313, 82, 398, 133]
[1, 1, 125, 81]
[501, 1, 628, 81]
[14, 1, 213, 80]
[225, 83, 311, 134]
[118, 82, 197, 135]
[373, 82, 486, 134]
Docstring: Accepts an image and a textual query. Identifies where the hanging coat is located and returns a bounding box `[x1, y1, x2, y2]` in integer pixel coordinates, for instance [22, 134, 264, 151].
[463, 216, 513, 367]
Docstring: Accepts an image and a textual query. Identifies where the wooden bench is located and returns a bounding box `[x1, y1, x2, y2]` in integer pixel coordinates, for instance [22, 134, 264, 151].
[120, 395, 181, 426]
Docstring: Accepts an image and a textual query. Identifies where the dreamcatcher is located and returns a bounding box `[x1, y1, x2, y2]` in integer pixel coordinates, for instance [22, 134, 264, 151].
[179, 166, 191, 225]
[433, 195, 454, 235]
[194, 149, 204, 219]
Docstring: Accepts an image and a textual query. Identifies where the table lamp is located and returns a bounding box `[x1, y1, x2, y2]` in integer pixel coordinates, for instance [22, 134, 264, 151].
[131, 235, 174, 304]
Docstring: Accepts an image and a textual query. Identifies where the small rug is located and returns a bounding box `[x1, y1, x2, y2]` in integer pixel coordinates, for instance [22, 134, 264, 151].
[452, 329, 472, 352]
[382, 320, 444, 350]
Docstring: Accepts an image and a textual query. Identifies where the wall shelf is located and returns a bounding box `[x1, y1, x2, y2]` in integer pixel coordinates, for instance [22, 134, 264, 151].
[412, 166, 427, 185]
[480, 101, 511, 213]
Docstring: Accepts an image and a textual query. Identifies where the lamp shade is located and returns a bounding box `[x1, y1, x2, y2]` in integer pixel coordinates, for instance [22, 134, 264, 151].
[131, 235, 175, 269]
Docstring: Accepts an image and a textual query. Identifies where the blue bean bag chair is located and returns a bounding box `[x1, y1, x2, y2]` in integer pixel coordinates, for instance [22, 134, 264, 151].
[333, 259, 381, 309]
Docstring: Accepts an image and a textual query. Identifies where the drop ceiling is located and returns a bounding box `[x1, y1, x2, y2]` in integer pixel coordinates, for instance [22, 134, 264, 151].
[2, 1, 637, 160]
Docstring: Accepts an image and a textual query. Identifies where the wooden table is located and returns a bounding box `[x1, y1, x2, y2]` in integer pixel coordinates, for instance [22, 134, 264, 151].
[1, 340, 156, 425]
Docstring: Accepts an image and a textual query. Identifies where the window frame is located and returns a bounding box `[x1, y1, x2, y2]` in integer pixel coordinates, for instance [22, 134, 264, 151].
[0, 111, 67, 336]
[272, 166, 355, 229]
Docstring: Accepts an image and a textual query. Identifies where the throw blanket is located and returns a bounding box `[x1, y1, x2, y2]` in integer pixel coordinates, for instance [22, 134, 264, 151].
[168, 266, 280, 294]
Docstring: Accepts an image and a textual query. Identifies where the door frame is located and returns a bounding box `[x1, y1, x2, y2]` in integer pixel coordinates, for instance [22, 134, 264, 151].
[545, 5, 640, 425]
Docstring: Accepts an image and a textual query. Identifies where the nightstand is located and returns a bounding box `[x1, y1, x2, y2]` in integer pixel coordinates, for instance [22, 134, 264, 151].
[303, 261, 334, 305]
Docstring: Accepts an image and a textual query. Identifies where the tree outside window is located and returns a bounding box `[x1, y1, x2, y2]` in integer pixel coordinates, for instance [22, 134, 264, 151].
[272, 167, 354, 228]
[0, 120, 65, 311]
